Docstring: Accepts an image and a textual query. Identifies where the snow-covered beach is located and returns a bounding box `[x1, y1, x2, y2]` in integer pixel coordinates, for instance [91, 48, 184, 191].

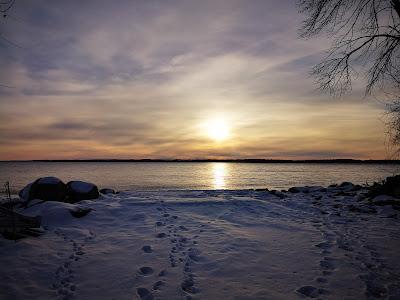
[1, 183, 400, 300]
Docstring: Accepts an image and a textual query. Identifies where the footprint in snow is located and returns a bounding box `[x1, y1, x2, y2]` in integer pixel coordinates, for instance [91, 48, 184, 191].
[181, 277, 198, 294]
[152, 280, 164, 290]
[141, 245, 153, 253]
[52, 235, 80, 299]
[136, 287, 154, 300]
[139, 266, 154, 276]
[315, 242, 332, 250]
[320, 258, 336, 270]
[296, 285, 329, 298]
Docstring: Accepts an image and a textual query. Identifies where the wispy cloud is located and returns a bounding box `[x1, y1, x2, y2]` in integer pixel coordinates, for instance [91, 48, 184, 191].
[0, 0, 388, 159]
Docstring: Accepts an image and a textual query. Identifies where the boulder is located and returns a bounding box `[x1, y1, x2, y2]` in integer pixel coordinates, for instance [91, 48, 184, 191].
[288, 187, 300, 193]
[19, 177, 67, 203]
[67, 181, 99, 202]
[99, 188, 116, 195]
[340, 181, 353, 187]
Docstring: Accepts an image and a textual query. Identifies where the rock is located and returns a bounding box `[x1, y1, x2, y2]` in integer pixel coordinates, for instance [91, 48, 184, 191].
[99, 188, 115, 195]
[352, 184, 363, 191]
[19, 177, 67, 203]
[255, 188, 269, 192]
[288, 187, 300, 193]
[289, 186, 310, 193]
[368, 175, 400, 198]
[19, 183, 34, 201]
[67, 181, 99, 202]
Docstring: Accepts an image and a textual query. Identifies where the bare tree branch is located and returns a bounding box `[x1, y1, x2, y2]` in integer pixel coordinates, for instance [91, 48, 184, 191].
[299, 0, 400, 153]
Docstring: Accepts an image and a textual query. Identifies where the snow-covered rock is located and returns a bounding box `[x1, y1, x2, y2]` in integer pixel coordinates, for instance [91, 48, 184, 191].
[99, 188, 116, 195]
[67, 181, 99, 202]
[37, 176, 62, 185]
[18, 182, 34, 201]
[18, 177, 67, 203]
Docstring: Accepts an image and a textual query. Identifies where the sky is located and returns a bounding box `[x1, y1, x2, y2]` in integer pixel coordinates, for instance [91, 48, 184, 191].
[0, 0, 391, 160]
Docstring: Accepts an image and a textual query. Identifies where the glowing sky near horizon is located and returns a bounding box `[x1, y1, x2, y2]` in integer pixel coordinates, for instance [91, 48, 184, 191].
[0, 0, 391, 160]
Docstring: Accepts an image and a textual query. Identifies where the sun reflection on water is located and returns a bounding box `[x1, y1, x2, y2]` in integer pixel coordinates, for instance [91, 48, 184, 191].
[212, 163, 228, 189]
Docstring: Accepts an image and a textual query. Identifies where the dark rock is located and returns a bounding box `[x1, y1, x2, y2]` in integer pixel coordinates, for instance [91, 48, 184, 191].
[99, 188, 115, 195]
[67, 181, 99, 202]
[340, 181, 353, 187]
[288, 187, 300, 193]
[335, 191, 353, 196]
[19, 177, 67, 203]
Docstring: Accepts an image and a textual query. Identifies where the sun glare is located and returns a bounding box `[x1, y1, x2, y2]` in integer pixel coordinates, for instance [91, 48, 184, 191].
[204, 118, 230, 141]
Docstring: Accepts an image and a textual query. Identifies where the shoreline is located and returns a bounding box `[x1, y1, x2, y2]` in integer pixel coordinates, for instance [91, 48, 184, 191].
[1, 181, 400, 299]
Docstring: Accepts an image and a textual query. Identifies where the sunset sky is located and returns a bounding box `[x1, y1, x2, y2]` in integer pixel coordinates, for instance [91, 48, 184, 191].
[0, 0, 390, 160]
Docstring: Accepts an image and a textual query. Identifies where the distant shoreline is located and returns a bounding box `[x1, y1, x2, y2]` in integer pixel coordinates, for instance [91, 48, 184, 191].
[1, 159, 400, 164]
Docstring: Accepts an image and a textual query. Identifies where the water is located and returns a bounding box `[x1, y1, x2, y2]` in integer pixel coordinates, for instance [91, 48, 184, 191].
[0, 162, 398, 193]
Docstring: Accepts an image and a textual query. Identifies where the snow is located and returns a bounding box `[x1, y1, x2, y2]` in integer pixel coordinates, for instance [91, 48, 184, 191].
[69, 181, 95, 193]
[38, 177, 62, 185]
[1, 184, 400, 300]
[19, 183, 33, 200]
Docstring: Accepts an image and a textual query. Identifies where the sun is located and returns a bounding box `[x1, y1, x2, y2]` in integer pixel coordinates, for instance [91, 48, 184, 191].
[204, 118, 230, 141]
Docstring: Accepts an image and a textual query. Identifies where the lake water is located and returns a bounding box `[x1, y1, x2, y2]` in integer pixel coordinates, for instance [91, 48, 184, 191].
[0, 162, 399, 194]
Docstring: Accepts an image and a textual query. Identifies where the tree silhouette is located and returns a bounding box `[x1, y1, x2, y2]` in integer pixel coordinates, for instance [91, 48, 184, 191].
[1, 0, 15, 18]
[299, 0, 400, 154]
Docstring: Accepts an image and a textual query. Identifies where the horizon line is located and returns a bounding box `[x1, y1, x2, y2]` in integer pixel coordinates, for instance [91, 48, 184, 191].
[1, 158, 400, 164]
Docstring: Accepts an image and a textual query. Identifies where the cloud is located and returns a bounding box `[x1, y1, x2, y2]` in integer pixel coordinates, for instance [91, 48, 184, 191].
[0, 0, 389, 159]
